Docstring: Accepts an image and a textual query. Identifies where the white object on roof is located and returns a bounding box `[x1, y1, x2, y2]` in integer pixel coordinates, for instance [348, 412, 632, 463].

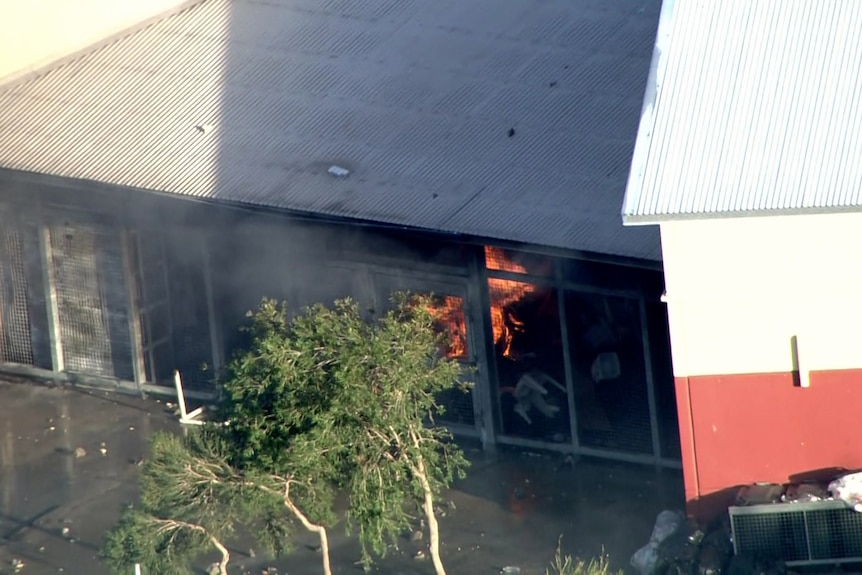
[328, 165, 350, 178]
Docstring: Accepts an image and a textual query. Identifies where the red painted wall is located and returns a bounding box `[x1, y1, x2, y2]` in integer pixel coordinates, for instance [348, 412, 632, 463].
[676, 370, 862, 523]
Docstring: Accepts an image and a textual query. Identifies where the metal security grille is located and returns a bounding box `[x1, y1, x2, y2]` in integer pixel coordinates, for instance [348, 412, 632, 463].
[730, 500, 862, 566]
[50, 224, 133, 379]
[436, 369, 476, 427]
[427, 294, 475, 427]
[565, 291, 655, 455]
[51, 226, 111, 375]
[0, 224, 35, 364]
[372, 272, 476, 430]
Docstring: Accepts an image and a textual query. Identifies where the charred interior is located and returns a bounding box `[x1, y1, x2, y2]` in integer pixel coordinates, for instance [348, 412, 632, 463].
[483, 246, 677, 459]
[0, 188, 680, 467]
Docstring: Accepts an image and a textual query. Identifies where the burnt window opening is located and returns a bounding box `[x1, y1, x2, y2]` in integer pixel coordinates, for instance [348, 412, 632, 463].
[484, 245, 554, 277]
[485, 246, 569, 443]
[423, 294, 469, 361]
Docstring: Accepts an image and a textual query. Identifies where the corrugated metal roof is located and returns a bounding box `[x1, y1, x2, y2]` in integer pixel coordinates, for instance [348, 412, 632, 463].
[0, 0, 662, 260]
[623, 0, 862, 224]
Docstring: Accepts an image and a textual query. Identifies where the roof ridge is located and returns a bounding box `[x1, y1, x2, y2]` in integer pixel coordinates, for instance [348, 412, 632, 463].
[0, 0, 214, 90]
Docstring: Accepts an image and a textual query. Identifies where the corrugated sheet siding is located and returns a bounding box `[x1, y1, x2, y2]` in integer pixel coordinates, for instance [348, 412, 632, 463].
[0, 0, 663, 260]
[623, 0, 862, 222]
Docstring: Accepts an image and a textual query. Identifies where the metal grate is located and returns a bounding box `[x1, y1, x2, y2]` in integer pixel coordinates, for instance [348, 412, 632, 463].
[491, 282, 572, 444]
[730, 500, 862, 566]
[50, 224, 133, 379]
[565, 291, 654, 455]
[484, 246, 553, 277]
[808, 507, 862, 560]
[436, 369, 475, 427]
[423, 293, 475, 426]
[372, 273, 476, 430]
[0, 224, 35, 364]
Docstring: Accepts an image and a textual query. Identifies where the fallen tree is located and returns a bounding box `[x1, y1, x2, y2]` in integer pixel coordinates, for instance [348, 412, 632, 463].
[102, 294, 469, 575]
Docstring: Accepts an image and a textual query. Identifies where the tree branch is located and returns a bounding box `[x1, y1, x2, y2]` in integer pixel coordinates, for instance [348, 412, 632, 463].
[283, 481, 332, 575]
[152, 517, 230, 575]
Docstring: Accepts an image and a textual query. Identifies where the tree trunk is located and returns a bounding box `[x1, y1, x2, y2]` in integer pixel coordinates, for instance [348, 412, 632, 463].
[284, 496, 332, 575]
[414, 453, 446, 575]
[208, 535, 231, 575]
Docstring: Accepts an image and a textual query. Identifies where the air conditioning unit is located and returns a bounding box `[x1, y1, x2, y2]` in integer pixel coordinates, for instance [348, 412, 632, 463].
[729, 499, 862, 568]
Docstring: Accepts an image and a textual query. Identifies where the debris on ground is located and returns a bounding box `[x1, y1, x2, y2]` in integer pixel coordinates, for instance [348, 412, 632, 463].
[631, 472, 862, 575]
[781, 483, 825, 503]
[828, 471, 862, 511]
[631, 510, 685, 575]
[734, 473, 862, 509]
[74, 447, 86, 458]
[735, 483, 784, 506]
[652, 525, 700, 574]
[632, 510, 739, 575]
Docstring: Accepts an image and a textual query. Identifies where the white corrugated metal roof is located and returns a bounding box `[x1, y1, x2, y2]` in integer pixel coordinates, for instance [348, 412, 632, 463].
[0, 0, 662, 260]
[623, 0, 862, 224]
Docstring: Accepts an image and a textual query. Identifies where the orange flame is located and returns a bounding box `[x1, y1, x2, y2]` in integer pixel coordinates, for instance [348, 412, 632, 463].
[488, 278, 534, 357]
[485, 246, 528, 274]
[425, 295, 468, 360]
[485, 245, 536, 359]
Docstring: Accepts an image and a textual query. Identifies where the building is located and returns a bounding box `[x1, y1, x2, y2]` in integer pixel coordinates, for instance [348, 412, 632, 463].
[623, 0, 862, 518]
[0, 0, 680, 466]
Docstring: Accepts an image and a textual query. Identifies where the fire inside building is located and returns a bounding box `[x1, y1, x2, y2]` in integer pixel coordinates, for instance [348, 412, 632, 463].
[0, 0, 678, 467]
[0, 185, 679, 467]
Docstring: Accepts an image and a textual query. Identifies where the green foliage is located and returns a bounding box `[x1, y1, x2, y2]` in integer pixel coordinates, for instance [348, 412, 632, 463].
[103, 292, 470, 573]
[101, 509, 209, 575]
[219, 294, 470, 566]
[100, 431, 292, 574]
[546, 539, 623, 575]
[335, 295, 470, 564]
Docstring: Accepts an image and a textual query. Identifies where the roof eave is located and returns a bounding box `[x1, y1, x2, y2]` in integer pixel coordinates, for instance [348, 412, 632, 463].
[624, 204, 862, 226]
[620, 0, 677, 223]
[622, 213, 664, 226]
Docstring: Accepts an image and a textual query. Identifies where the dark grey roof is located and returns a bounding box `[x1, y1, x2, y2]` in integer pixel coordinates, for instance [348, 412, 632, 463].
[0, 0, 662, 260]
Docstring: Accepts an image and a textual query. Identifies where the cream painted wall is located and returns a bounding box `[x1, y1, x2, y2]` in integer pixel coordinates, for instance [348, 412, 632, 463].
[0, 0, 192, 82]
[660, 212, 862, 377]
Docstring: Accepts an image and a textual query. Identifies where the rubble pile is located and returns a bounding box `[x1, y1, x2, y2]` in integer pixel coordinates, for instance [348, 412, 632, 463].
[632, 471, 862, 575]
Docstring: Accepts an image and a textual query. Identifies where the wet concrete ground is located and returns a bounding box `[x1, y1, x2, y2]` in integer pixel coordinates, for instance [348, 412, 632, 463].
[0, 380, 684, 575]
